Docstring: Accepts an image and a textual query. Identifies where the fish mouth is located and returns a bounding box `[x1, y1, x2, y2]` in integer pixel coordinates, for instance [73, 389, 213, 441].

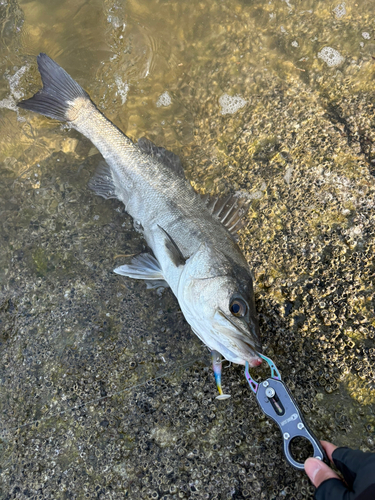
[213, 309, 262, 365]
[248, 356, 262, 367]
[217, 309, 262, 351]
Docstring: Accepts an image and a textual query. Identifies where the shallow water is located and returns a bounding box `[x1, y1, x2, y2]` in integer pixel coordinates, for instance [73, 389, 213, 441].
[0, 0, 375, 498]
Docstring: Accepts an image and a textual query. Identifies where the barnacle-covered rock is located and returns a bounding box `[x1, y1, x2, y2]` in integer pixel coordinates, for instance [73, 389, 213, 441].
[1, 0, 375, 498]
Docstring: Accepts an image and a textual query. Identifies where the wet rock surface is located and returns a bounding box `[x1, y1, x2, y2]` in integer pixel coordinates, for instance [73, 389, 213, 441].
[1, 0, 375, 498]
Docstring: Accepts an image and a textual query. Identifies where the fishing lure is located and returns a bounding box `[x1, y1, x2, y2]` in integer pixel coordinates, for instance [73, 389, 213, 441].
[211, 350, 231, 400]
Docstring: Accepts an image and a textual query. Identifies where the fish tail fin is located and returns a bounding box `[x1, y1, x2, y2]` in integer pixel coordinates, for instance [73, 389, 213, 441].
[18, 53, 90, 121]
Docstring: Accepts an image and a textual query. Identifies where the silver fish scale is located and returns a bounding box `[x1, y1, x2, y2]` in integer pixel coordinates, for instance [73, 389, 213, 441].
[17, 54, 262, 365]
[74, 104, 246, 267]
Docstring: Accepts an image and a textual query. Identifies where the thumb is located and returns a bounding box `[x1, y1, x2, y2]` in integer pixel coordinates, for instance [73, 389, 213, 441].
[304, 457, 341, 488]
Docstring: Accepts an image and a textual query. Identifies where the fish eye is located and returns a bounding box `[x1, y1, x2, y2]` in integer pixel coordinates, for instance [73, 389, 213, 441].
[229, 298, 247, 317]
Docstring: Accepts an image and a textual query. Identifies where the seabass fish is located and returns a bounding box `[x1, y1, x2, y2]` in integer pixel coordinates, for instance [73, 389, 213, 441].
[18, 54, 262, 393]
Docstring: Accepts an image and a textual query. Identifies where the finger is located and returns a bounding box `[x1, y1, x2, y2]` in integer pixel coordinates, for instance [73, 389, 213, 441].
[314, 477, 350, 500]
[331, 447, 370, 488]
[304, 457, 341, 488]
[320, 441, 338, 463]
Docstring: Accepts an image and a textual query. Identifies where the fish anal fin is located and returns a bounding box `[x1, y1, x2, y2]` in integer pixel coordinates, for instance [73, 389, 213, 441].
[114, 253, 168, 289]
[201, 193, 250, 238]
[88, 161, 118, 200]
[138, 137, 185, 179]
[157, 224, 186, 267]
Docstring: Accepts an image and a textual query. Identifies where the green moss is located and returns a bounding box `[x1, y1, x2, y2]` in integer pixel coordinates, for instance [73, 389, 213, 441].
[32, 247, 49, 276]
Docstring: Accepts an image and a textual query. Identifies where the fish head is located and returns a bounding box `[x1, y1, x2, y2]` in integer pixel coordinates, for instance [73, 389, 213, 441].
[178, 243, 262, 366]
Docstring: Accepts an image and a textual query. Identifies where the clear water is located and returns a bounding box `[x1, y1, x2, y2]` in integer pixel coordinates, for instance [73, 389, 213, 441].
[1, 0, 374, 498]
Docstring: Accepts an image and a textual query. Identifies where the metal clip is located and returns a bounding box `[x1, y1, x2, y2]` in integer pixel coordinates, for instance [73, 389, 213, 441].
[245, 354, 281, 394]
[245, 356, 328, 470]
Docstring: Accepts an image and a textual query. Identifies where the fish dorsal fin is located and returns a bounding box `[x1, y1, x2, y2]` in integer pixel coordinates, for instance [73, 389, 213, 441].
[88, 160, 118, 200]
[202, 194, 250, 237]
[137, 137, 185, 179]
[157, 224, 186, 267]
[114, 253, 168, 289]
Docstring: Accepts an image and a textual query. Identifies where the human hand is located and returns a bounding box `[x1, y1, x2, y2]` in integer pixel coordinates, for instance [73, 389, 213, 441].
[304, 440, 375, 500]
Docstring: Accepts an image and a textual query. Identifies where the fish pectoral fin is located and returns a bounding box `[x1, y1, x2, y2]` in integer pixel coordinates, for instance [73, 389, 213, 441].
[202, 194, 250, 239]
[88, 161, 118, 200]
[137, 137, 185, 179]
[114, 253, 166, 282]
[157, 225, 186, 267]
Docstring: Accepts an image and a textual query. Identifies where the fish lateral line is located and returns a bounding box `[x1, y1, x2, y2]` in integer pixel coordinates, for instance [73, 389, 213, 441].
[17, 53, 262, 380]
